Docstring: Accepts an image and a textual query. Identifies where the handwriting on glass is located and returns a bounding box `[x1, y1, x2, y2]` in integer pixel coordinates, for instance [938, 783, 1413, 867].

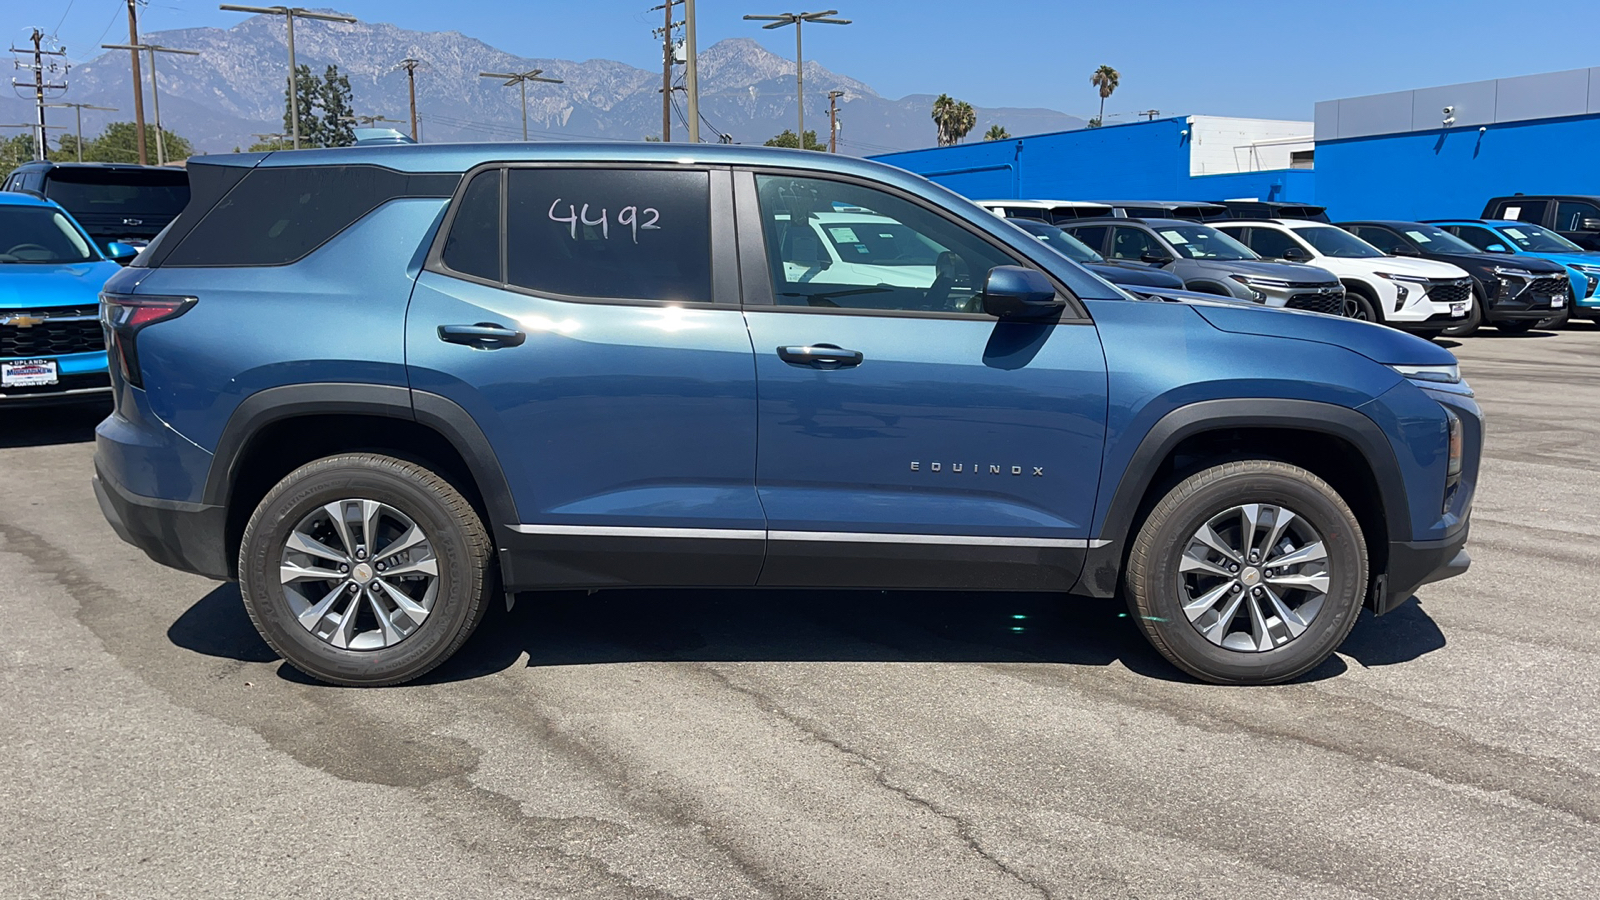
[548, 200, 660, 243]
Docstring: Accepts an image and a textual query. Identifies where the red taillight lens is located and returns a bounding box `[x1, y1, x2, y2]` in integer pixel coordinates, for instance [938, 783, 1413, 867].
[100, 293, 195, 388]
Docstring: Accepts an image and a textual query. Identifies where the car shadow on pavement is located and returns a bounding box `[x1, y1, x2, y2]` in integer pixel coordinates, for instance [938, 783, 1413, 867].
[168, 585, 1448, 687]
[0, 401, 110, 449]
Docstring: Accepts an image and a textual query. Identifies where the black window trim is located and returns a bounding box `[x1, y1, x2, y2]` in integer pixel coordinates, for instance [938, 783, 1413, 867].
[733, 166, 1090, 323]
[423, 160, 736, 310]
[160, 162, 459, 269]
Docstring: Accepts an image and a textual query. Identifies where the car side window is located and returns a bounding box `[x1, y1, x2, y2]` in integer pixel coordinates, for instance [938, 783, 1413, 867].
[440, 169, 501, 282]
[505, 168, 711, 304]
[1556, 200, 1600, 232]
[1067, 224, 1108, 253]
[1109, 226, 1161, 261]
[1496, 199, 1548, 224]
[752, 174, 1017, 314]
[1350, 227, 1404, 254]
[1450, 226, 1505, 253]
[1241, 227, 1301, 259]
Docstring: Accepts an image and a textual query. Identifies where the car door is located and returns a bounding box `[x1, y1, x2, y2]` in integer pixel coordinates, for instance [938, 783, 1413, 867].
[735, 170, 1109, 591]
[406, 164, 765, 589]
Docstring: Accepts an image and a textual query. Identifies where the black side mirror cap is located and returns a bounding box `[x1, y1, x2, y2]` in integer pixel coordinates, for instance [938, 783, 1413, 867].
[1281, 247, 1307, 261]
[981, 266, 1064, 319]
[1580, 217, 1600, 232]
[1139, 252, 1174, 265]
[1391, 245, 1421, 257]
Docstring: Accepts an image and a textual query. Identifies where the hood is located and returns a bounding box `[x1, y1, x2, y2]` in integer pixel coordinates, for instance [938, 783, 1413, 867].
[1088, 262, 1185, 288]
[1367, 256, 1470, 279]
[1194, 259, 1339, 283]
[1420, 251, 1568, 275]
[1182, 295, 1456, 366]
[0, 261, 122, 310]
[1526, 250, 1600, 269]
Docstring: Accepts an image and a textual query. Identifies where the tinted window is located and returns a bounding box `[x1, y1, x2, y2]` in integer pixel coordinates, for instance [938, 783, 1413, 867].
[1008, 219, 1101, 263]
[755, 174, 1031, 313]
[43, 167, 189, 218]
[506, 168, 710, 303]
[0, 207, 97, 263]
[166, 165, 457, 267]
[441, 169, 501, 281]
[1389, 224, 1478, 254]
[1109, 226, 1164, 261]
[1348, 226, 1405, 254]
[1240, 227, 1303, 259]
[1147, 224, 1256, 260]
[1066, 224, 1109, 253]
[1556, 200, 1600, 232]
[1495, 199, 1548, 224]
[1291, 225, 1383, 258]
[1448, 225, 1510, 253]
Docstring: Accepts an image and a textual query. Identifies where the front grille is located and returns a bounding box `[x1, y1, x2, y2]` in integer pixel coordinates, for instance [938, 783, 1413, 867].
[1286, 288, 1344, 315]
[1528, 276, 1569, 297]
[1426, 280, 1471, 304]
[0, 306, 105, 359]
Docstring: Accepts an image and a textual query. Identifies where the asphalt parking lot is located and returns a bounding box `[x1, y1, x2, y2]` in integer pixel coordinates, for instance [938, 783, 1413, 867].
[3, 323, 1598, 900]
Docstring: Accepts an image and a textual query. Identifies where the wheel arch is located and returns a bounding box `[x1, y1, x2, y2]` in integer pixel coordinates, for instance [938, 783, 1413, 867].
[1075, 399, 1408, 606]
[1339, 278, 1385, 321]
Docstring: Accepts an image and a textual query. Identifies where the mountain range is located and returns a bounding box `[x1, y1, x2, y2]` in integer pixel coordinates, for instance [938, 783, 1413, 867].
[4, 12, 1083, 157]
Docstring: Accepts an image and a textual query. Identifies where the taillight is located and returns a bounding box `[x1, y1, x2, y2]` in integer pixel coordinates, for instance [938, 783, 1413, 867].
[100, 293, 195, 388]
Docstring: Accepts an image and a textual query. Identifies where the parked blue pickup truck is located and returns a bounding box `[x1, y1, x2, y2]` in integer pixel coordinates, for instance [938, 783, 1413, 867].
[93, 143, 1479, 687]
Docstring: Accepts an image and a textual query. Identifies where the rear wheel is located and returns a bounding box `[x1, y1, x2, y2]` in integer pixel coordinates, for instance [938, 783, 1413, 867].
[1125, 461, 1368, 685]
[239, 453, 493, 686]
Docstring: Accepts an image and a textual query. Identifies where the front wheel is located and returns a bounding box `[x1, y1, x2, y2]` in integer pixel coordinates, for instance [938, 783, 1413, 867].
[1125, 461, 1368, 685]
[1341, 290, 1378, 322]
[238, 454, 493, 686]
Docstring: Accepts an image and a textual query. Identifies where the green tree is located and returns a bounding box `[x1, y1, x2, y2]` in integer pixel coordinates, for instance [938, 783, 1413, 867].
[931, 94, 976, 147]
[1, 134, 40, 179]
[765, 128, 825, 151]
[983, 124, 1011, 141]
[1086, 116, 1102, 129]
[319, 65, 356, 148]
[83, 122, 193, 163]
[247, 137, 293, 152]
[1091, 65, 1120, 127]
[283, 64, 322, 146]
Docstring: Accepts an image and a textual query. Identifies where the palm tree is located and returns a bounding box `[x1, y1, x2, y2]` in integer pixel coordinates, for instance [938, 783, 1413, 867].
[1091, 65, 1120, 127]
[951, 100, 976, 144]
[932, 94, 978, 147]
[983, 124, 1011, 141]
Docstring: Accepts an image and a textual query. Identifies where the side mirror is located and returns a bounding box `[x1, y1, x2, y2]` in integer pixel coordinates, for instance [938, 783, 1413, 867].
[1390, 245, 1421, 257]
[1139, 252, 1174, 265]
[1580, 217, 1600, 232]
[1485, 243, 1510, 253]
[981, 266, 1063, 319]
[104, 241, 139, 264]
[1281, 246, 1307, 261]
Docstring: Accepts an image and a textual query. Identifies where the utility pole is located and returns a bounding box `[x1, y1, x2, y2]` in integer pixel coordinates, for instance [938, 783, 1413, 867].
[103, 43, 199, 165]
[827, 89, 843, 152]
[46, 103, 117, 161]
[1140, 109, 1160, 121]
[397, 58, 422, 141]
[479, 69, 564, 142]
[684, 0, 701, 143]
[219, 6, 359, 150]
[9, 29, 69, 160]
[743, 10, 850, 150]
[127, 1, 147, 164]
[651, 0, 683, 142]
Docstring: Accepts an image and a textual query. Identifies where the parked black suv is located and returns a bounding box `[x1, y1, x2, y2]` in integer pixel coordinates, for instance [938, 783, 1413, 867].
[1100, 200, 1229, 221]
[1214, 200, 1329, 222]
[2, 161, 190, 252]
[1481, 194, 1600, 251]
[1339, 220, 1571, 335]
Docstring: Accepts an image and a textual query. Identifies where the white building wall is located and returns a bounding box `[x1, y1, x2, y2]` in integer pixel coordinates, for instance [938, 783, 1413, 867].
[1187, 115, 1314, 175]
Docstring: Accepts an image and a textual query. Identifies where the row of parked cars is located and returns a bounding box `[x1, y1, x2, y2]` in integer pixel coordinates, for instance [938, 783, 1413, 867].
[977, 196, 1600, 338]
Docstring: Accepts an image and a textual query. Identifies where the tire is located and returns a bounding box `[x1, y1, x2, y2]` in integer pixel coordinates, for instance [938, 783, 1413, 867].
[1341, 282, 1384, 324]
[1440, 292, 1483, 337]
[1495, 319, 1537, 335]
[1125, 460, 1368, 685]
[1340, 289, 1378, 322]
[239, 453, 493, 686]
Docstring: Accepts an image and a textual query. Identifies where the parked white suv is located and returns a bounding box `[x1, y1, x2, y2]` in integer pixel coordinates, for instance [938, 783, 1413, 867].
[1215, 220, 1474, 335]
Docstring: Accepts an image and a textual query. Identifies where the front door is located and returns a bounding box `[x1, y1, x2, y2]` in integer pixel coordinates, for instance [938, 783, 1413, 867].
[736, 171, 1108, 590]
[407, 164, 763, 589]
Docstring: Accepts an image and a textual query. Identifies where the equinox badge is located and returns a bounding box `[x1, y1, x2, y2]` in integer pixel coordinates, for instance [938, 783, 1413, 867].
[911, 461, 1043, 476]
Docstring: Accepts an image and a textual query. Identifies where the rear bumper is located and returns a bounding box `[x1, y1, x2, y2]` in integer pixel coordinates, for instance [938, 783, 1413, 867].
[94, 464, 231, 580]
[1375, 527, 1470, 615]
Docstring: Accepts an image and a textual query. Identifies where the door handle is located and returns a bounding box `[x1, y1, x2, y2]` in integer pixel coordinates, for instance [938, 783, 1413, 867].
[438, 322, 525, 349]
[777, 344, 864, 369]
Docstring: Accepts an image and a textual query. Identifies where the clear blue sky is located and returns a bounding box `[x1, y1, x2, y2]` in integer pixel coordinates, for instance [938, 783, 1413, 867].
[45, 0, 1600, 122]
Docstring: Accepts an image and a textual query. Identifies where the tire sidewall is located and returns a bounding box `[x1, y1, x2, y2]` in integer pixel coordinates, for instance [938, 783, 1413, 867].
[1140, 470, 1366, 684]
[240, 460, 482, 685]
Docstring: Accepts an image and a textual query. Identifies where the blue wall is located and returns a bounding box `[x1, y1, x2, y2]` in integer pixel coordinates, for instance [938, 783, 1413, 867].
[1314, 113, 1600, 220]
[872, 117, 1315, 204]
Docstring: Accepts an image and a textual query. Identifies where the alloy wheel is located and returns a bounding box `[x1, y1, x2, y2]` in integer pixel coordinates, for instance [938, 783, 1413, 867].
[279, 499, 440, 650]
[1341, 295, 1370, 320]
[1177, 503, 1330, 652]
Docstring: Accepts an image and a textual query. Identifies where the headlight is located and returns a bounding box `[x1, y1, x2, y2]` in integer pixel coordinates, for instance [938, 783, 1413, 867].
[1571, 264, 1600, 275]
[1228, 274, 1291, 288]
[1391, 363, 1461, 384]
[1491, 266, 1535, 278]
[1375, 271, 1432, 283]
[1444, 408, 1463, 478]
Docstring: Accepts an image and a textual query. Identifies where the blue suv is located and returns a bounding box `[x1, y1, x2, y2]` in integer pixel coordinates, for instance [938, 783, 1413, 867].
[94, 144, 1480, 687]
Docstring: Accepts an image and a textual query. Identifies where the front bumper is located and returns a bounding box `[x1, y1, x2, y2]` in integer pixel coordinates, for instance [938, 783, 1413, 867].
[0, 352, 110, 406]
[1375, 528, 1471, 614]
[94, 464, 231, 580]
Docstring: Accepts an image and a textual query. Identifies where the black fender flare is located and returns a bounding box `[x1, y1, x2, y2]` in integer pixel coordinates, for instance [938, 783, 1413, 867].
[1072, 397, 1410, 597]
[203, 383, 518, 531]
[1184, 280, 1236, 297]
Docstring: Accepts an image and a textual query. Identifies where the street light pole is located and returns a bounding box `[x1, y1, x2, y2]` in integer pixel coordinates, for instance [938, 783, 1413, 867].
[397, 58, 422, 141]
[744, 10, 849, 149]
[102, 43, 199, 164]
[219, 6, 359, 150]
[45, 103, 118, 161]
[479, 70, 564, 142]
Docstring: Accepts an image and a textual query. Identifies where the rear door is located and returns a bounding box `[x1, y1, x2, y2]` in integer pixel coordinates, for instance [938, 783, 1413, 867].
[736, 169, 1108, 591]
[406, 164, 764, 589]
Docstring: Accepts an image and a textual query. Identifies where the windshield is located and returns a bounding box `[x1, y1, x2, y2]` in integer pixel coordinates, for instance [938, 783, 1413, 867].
[0, 206, 98, 263]
[1292, 225, 1384, 258]
[1499, 224, 1584, 253]
[1394, 224, 1480, 254]
[1154, 224, 1258, 260]
[816, 220, 943, 266]
[42, 168, 190, 218]
[1008, 218, 1102, 263]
